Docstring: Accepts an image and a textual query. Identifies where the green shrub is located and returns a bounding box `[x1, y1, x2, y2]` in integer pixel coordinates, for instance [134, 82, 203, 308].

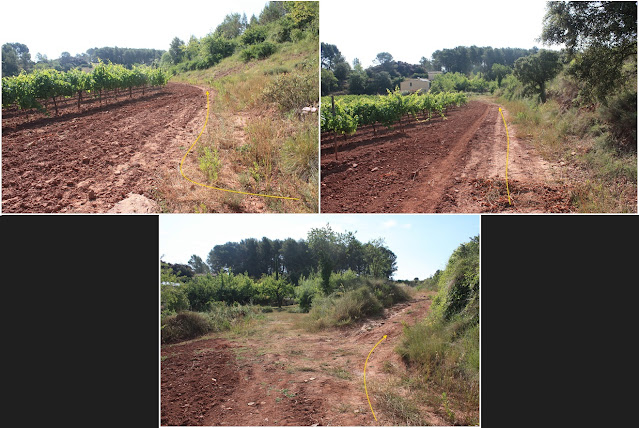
[328, 269, 359, 292]
[240, 42, 277, 62]
[241, 25, 268, 45]
[431, 236, 479, 322]
[263, 71, 317, 112]
[333, 286, 383, 324]
[304, 279, 410, 330]
[199, 146, 221, 183]
[599, 89, 637, 150]
[161, 283, 189, 318]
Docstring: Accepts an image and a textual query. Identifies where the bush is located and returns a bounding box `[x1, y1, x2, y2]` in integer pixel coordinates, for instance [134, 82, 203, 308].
[241, 25, 268, 45]
[333, 286, 383, 324]
[239, 42, 277, 62]
[161, 311, 211, 344]
[263, 71, 317, 112]
[161, 283, 189, 317]
[599, 89, 637, 150]
[328, 269, 359, 292]
[304, 279, 410, 330]
[431, 237, 479, 322]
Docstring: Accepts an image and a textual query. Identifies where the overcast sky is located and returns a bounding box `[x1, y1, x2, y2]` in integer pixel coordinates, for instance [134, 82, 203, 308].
[0, 0, 270, 60]
[159, 214, 479, 281]
[321, 0, 555, 68]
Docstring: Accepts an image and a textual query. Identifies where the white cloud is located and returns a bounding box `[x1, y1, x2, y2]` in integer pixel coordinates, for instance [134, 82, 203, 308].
[381, 219, 397, 228]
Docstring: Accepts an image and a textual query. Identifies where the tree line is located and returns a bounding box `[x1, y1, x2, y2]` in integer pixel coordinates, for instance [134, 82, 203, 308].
[2, 43, 165, 76]
[321, 43, 538, 95]
[164, 223, 398, 287]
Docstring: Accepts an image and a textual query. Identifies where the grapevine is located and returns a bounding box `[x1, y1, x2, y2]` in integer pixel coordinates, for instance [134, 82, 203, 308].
[1, 61, 170, 115]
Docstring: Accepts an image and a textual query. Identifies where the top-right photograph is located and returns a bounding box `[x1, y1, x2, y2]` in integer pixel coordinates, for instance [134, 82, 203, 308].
[320, 0, 637, 213]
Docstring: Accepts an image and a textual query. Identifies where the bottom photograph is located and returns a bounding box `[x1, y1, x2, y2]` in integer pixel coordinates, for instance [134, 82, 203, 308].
[159, 214, 480, 426]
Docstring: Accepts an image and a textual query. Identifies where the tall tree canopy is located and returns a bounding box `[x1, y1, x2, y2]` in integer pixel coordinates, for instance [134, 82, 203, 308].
[541, 1, 637, 101]
[513, 49, 563, 102]
[201, 225, 398, 288]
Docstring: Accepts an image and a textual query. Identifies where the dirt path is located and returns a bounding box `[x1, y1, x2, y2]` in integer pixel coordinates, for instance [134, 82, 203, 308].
[2, 82, 206, 213]
[160, 291, 469, 426]
[320, 100, 573, 213]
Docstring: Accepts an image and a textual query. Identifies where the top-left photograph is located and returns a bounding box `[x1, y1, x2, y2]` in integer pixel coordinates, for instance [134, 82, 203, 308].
[1, 1, 319, 214]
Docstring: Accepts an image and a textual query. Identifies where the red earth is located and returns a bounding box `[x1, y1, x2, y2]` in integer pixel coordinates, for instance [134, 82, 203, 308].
[160, 291, 476, 426]
[2, 83, 206, 213]
[320, 100, 574, 213]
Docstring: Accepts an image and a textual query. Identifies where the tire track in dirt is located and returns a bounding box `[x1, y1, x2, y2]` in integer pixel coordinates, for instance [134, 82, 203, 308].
[160, 291, 451, 426]
[436, 101, 571, 212]
[400, 103, 491, 212]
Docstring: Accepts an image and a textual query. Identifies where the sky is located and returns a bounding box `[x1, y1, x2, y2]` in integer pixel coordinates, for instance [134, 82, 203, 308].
[321, 0, 556, 68]
[0, 0, 270, 60]
[159, 214, 479, 281]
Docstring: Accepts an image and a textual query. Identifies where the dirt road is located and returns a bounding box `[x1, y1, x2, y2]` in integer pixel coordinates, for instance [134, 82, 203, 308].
[321, 100, 573, 213]
[2, 83, 206, 213]
[161, 291, 475, 426]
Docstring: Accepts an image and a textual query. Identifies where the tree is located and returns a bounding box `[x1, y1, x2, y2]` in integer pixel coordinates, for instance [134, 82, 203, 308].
[259, 1, 287, 24]
[307, 224, 340, 295]
[168, 37, 185, 64]
[333, 61, 351, 85]
[200, 34, 235, 67]
[280, 238, 311, 285]
[541, 1, 637, 101]
[188, 254, 209, 274]
[284, 1, 319, 30]
[258, 274, 293, 308]
[214, 13, 247, 39]
[321, 68, 338, 94]
[2, 43, 33, 76]
[321, 42, 345, 70]
[184, 36, 200, 61]
[513, 50, 562, 103]
[2, 44, 19, 76]
[367, 70, 392, 95]
[491, 63, 511, 87]
[419, 56, 433, 71]
[373, 52, 393, 66]
[363, 238, 397, 279]
[348, 59, 367, 94]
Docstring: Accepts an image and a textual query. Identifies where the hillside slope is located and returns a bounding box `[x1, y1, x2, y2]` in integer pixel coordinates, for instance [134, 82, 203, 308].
[158, 30, 319, 213]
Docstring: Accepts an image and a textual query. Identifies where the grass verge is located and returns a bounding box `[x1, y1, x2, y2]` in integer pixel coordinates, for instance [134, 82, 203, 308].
[496, 96, 636, 212]
[169, 38, 319, 213]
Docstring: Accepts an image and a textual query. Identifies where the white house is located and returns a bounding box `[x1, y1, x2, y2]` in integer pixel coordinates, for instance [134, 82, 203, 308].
[400, 78, 430, 93]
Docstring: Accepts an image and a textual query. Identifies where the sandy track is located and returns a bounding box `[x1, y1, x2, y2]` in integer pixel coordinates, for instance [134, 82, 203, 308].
[2, 82, 206, 213]
[320, 100, 573, 213]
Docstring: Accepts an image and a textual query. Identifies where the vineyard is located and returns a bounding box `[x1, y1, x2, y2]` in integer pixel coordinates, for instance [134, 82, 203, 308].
[1, 61, 169, 115]
[321, 89, 467, 159]
[321, 89, 467, 133]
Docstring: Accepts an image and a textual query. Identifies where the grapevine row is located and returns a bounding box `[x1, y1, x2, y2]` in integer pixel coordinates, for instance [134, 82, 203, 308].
[320, 88, 468, 137]
[2, 61, 170, 115]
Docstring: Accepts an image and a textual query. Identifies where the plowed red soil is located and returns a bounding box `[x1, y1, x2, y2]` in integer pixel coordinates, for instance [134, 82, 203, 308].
[161, 291, 476, 426]
[2, 83, 206, 213]
[321, 100, 574, 213]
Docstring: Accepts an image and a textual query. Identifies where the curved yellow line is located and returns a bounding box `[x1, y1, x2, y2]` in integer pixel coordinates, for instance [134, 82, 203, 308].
[499, 107, 512, 205]
[364, 334, 387, 421]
